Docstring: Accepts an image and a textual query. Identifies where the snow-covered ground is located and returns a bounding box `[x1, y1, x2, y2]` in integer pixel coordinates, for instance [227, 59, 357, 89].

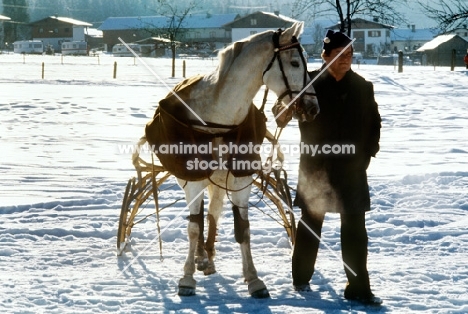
[1, 53, 467, 313]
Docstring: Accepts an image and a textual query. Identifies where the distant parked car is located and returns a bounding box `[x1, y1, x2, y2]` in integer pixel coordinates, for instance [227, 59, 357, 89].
[62, 41, 88, 56]
[352, 52, 363, 64]
[112, 44, 141, 57]
[377, 54, 398, 65]
[13, 40, 43, 54]
[377, 54, 413, 66]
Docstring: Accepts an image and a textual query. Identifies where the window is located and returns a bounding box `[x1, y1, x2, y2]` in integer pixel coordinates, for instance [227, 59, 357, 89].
[251, 18, 257, 26]
[210, 31, 216, 38]
[368, 30, 381, 37]
[65, 28, 70, 33]
[39, 28, 44, 33]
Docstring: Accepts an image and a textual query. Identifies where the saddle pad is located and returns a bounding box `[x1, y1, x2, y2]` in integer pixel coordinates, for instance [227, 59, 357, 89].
[145, 75, 266, 181]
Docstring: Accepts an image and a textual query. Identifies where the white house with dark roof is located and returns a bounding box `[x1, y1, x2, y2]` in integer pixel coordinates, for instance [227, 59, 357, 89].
[30, 16, 93, 52]
[222, 11, 299, 42]
[327, 18, 394, 56]
[390, 27, 439, 53]
[98, 14, 239, 52]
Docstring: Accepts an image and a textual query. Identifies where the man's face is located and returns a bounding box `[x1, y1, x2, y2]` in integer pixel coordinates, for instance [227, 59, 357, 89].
[323, 46, 353, 77]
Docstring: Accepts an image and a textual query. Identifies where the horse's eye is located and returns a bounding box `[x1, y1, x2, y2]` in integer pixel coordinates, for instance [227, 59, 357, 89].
[291, 60, 300, 68]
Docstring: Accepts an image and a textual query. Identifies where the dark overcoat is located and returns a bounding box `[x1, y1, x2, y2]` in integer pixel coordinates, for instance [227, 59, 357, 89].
[294, 69, 381, 214]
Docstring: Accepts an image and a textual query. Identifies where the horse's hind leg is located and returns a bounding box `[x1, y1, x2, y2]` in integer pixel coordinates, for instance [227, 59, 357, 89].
[178, 180, 207, 296]
[203, 185, 225, 275]
[193, 200, 209, 272]
[231, 178, 270, 298]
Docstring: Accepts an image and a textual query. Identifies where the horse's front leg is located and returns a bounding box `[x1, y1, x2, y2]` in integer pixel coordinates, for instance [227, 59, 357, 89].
[231, 177, 270, 299]
[177, 180, 207, 296]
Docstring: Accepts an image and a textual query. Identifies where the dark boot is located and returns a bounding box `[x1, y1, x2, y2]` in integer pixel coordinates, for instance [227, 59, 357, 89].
[340, 213, 374, 299]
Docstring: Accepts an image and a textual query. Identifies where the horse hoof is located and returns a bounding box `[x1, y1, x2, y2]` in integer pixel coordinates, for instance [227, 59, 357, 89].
[196, 261, 208, 271]
[178, 275, 196, 296]
[248, 278, 270, 299]
[195, 256, 208, 271]
[251, 288, 270, 299]
[203, 266, 216, 276]
[177, 286, 195, 297]
[202, 260, 216, 276]
[178, 286, 196, 296]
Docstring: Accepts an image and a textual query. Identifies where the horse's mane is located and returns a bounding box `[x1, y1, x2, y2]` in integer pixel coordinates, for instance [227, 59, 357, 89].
[214, 30, 274, 83]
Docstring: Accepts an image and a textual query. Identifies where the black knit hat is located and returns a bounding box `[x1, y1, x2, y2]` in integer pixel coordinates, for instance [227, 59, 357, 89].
[322, 30, 352, 53]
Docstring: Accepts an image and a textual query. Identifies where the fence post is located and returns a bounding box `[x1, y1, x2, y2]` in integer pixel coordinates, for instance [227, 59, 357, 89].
[398, 51, 403, 73]
[113, 61, 117, 79]
[42, 62, 45, 79]
[183, 60, 186, 78]
[451, 49, 456, 71]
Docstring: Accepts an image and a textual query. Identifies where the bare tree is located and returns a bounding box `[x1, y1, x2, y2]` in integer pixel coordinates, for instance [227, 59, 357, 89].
[418, 0, 468, 32]
[141, 1, 199, 77]
[290, 1, 328, 25]
[311, 23, 326, 54]
[291, 0, 408, 35]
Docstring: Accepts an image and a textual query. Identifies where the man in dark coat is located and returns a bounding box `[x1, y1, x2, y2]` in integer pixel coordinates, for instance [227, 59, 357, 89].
[291, 30, 381, 305]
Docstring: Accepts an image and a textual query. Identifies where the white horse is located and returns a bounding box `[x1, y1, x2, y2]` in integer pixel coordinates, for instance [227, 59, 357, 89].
[145, 22, 319, 298]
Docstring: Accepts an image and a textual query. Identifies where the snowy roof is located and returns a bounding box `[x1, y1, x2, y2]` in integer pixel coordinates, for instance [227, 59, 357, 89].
[416, 34, 458, 51]
[30, 16, 92, 27]
[222, 11, 299, 28]
[259, 11, 299, 24]
[0, 14, 11, 21]
[391, 28, 438, 41]
[85, 28, 103, 38]
[99, 14, 239, 31]
[327, 18, 394, 30]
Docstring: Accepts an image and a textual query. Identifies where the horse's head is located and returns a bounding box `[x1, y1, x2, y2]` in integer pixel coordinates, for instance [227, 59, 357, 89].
[262, 22, 320, 123]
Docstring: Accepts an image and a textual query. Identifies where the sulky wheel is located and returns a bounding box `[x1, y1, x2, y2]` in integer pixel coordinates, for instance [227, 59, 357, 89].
[117, 177, 135, 255]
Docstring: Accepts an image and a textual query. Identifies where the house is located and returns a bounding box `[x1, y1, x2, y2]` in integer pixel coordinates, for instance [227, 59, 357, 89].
[0, 14, 11, 49]
[327, 18, 394, 57]
[98, 14, 238, 53]
[222, 11, 299, 42]
[390, 27, 438, 53]
[30, 16, 93, 52]
[416, 34, 468, 67]
[449, 27, 468, 41]
[84, 27, 104, 50]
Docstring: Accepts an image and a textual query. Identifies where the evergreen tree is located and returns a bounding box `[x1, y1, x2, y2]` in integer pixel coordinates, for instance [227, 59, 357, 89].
[3, 0, 30, 42]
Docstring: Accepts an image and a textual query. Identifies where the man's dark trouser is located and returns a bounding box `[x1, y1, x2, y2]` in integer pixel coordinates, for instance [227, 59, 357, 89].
[292, 210, 371, 295]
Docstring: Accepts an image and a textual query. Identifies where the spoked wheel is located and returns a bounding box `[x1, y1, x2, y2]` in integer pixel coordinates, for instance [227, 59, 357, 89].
[117, 171, 171, 255]
[253, 169, 297, 245]
[117, 177, 136, 255]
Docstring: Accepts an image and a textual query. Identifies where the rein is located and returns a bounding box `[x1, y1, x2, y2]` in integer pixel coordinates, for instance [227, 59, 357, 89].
[262, 29, 315, 114]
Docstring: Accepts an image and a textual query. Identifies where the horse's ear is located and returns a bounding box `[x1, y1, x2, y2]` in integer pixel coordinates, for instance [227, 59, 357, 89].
[281, 22, 304, 44]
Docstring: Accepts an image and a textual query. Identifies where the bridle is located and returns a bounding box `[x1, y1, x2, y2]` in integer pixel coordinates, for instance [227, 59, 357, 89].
[261, 28, 315, 112]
